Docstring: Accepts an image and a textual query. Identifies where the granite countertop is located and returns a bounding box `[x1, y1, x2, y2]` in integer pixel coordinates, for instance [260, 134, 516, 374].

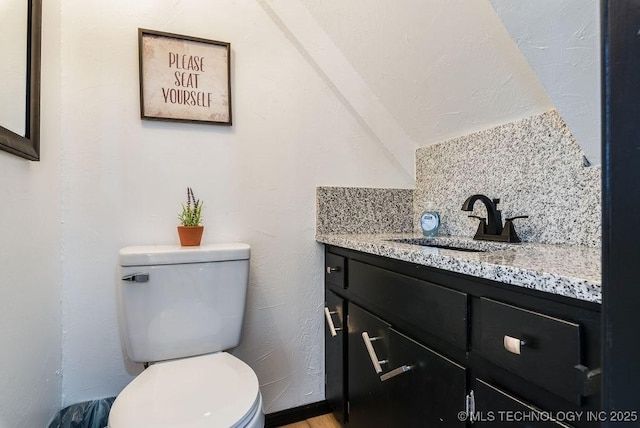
[316, 233, 602, 304]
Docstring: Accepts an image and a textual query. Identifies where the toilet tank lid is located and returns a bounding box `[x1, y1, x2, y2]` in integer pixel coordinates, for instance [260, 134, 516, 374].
[119, 243, 250, 266]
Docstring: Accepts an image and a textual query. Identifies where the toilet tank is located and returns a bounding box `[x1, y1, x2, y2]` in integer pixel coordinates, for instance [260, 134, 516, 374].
[118, 243, 250, 363]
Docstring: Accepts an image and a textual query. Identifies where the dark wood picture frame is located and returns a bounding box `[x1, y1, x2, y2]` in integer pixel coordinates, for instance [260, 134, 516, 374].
[0, 0, 42, 161]
[138, 29, 232, 126]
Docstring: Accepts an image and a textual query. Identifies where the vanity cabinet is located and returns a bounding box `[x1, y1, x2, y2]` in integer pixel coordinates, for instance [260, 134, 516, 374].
[324, 246, 601, 427]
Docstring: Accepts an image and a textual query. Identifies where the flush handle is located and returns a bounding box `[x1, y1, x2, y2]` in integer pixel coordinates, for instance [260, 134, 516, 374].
[122, 273, 149, 283]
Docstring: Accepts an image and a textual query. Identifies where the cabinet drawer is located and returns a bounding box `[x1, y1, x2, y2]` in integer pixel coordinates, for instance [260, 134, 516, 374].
[472, 378, 572, 427]
[478, 298, 581, 404]
[325, 253, 346, 289]
[349, 260, 468, 349]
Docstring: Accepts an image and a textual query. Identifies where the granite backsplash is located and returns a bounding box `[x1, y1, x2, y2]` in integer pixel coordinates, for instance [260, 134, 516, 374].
[414, 110, 600, 247]
[318, 110, 601, 247]
[316, 187, 413, 234]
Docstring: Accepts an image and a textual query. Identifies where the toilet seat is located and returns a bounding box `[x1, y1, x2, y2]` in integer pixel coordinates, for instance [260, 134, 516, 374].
[108, 352, 261, 428]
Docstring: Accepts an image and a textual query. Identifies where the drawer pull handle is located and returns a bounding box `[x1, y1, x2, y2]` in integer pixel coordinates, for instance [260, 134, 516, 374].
[326, 266, 340, 274]
[504, 335, 526, 355]
[324, 307, 341, 337]
[380, 364, 414, 382]
[362, 332, 387, 374]
[575, 364, 602, 396]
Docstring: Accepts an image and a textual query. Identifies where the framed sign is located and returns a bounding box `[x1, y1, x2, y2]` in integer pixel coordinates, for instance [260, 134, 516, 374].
[138, 29, 232, 125]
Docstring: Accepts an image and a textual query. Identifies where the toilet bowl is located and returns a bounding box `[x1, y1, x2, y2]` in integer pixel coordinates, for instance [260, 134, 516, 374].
[108, 353, 264, 428]
[110, 244, 264, 427]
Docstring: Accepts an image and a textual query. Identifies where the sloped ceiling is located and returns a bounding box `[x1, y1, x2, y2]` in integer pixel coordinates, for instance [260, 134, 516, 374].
[264, 0, 599, 171]
[294, 0, 552, 155]
[489, 0, 601, 165]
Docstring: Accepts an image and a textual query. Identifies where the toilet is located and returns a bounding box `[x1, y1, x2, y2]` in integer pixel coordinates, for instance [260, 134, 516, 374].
[108, 243, 264, 428]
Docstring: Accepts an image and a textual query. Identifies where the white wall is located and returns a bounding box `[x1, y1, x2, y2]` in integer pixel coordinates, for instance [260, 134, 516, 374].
[0, 0, 62, 426]
[59, 0, 413, 412]
[489, 0, 601, 165]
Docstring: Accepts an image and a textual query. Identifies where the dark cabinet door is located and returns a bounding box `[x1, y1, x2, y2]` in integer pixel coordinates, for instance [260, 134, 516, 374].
[325, 290, 347, 423]
[387, 328, 467, 427]
[349, 303, 467, 428]
[472, 378, 572, 427]
[348, 303, 393, 428]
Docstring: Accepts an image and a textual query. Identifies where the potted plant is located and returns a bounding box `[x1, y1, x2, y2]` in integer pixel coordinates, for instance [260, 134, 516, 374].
[177, 187, 204, 246]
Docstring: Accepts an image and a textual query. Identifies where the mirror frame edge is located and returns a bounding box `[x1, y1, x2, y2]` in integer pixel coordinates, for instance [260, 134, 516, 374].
[0, 0, 42, 161]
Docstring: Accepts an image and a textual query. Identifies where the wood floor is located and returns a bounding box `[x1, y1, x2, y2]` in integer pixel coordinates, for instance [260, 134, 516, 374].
[279, 413, 341, 428]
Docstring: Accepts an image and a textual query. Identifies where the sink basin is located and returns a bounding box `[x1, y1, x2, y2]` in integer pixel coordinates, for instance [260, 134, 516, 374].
[387, 238, 485, 252]
[385, 237, 517, 253]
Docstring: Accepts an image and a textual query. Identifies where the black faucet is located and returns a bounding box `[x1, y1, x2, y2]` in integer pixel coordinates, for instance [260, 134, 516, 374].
[461, 194, 503, 235]
[461, 195, 528, 243]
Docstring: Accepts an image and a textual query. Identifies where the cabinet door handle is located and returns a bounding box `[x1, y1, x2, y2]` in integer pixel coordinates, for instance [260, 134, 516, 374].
[326, 266, 340, 274]
[380, 364, 414, 381]
[503, 335, 526, 355]
[324, 307, 341, 337]
[362, 332, 387, 374]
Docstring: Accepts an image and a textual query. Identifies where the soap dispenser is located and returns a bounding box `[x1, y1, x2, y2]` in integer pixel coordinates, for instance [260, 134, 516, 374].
[420, 201, 441, 237]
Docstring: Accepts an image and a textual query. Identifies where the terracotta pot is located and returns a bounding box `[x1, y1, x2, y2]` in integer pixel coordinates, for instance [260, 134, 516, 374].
[177, 226, 204, 246]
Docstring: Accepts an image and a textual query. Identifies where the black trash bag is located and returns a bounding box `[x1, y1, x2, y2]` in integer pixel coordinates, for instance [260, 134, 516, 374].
[48, 397, 115, 428]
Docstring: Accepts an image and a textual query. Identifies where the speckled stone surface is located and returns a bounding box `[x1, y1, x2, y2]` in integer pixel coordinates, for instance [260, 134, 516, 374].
[316, 233, 602, 303]
[414, 110, 601, 247]
[316, 187, 413, 234]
